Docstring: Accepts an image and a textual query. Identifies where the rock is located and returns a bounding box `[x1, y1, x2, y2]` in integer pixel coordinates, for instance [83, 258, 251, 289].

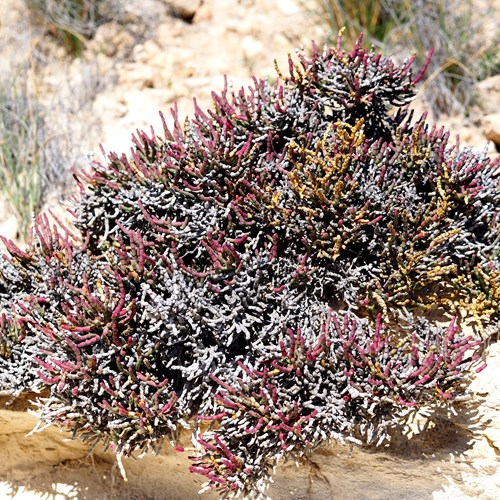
[241, 35, 265, 59]
[277, 0, 300, 14]
[0, 199, 19, 249]
[148, 52, 175, 87]
[483, 113, 500, 152]
[193, 2, 213, 23]
[477, 75, 500, 115]
[119, 63, 155, 89]
[166, 0, 203, 22]
[91, 21, 136, 58]
[132, 39, 162, 64]
[155, 17, 185, 46]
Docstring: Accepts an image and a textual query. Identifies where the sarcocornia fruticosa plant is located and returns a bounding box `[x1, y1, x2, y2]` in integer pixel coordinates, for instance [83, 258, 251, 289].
[0, 34, 498, 498]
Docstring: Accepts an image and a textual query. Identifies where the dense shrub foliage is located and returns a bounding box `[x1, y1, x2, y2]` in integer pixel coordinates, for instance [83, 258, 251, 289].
[0, 35, 498, 497]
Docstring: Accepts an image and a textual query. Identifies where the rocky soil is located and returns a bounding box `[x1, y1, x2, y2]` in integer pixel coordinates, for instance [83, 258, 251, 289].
[0, 0, 499, 499]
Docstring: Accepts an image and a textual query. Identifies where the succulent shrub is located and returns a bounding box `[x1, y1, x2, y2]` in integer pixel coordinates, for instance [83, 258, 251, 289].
[310, 0, 500, 115]
[0, 35, 498, 497]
